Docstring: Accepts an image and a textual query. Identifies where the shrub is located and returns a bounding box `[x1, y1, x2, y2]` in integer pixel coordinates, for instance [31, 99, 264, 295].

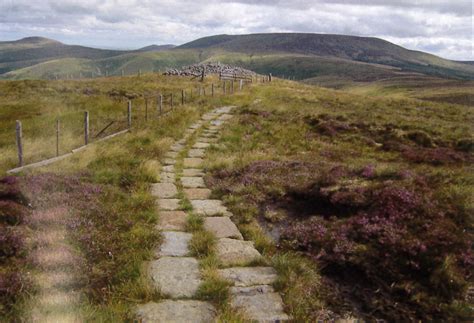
[405, 130, 434, 147]
[281, 181, 472, 321]
[0, 227, 24, 260]
[455, 138, 474, 152]
[0, 271, 29, 317]
[402, 146, 467, 165]
[0, 201, 28, 225]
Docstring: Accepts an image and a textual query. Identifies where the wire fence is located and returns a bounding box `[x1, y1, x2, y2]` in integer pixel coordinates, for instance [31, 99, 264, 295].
[6, 74, 271, 173]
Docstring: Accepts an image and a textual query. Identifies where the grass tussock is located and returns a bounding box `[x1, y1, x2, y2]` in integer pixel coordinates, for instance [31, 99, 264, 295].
[189, 230, 216, 259]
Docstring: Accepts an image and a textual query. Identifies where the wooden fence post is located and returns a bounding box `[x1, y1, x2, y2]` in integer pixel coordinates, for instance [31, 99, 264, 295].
[159, 95, 163, 115]
[230, 80, 234, 94]
[201, 67, 205, 82]
[15, 120, 23, 167]
[211, 83, 214, 97]
[127, 101, 132, 128]
[56, 119, 60, 157]
[239, 79, 243, 91]
[182, 89, 185, 105]
[145, 98, 148, 121]
[269, 73, 272, 82]
[84, 111, 89, 145]
[170, 93, 174, 109]
[223, 81, 226, 95]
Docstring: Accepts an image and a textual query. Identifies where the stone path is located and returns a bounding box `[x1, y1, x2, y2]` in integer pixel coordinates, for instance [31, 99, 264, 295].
[136, 106, 289, 322]
[27, 207, 84, 322]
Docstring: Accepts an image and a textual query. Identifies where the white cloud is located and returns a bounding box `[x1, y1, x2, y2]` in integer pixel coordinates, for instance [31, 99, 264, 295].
[0, 0, 472, 60]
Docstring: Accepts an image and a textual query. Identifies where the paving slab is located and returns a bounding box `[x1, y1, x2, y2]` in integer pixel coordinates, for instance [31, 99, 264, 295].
[215, 238, 262, 266]
[204, 217, 243, 239]
[198, 137, 217, 143]
[201, 133, 217, 139]
[184, 129, 195, 135]
[136, 300, 216, 323]
[151, 183, 178, 198]
[183, 168, 204, 176]
[184, 188, 211, 200]
[216, 106, 235, 114]
[193, 142, 210, 149]
[219, 114, 234, 121]
[191, 200, 231, 216]
[165, 151, 178, 159]
[183, 158, 203, 168]
[206, 126, 220, 131]
[162, 165, 175, 172]
[157, 231, 192, 257]
[230, 284, 275, 295]
[211, 120, 224, 126]
[202, 114, 217, 120]
[188, 149, 205, 158]
[218, 267, 278, 287]
[170, 144, 185, 152]
[189, 123, 202, 129]
[156, 199, 180, 211]
[163, 158, 176, 165]
[181, 176, 206, 188]
[159, 172, 175, 183]
[157, 211, 187, 231]
[230, 289, 289, 322]
[148, 257, 201, 298]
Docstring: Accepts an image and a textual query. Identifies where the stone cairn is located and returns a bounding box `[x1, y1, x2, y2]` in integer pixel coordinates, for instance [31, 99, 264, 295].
[163, 62, 256, 77]
[135, 106, 290, 322]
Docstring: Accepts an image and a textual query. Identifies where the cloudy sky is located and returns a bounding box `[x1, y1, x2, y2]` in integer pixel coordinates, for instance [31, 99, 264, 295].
[0, 0, 472, 60]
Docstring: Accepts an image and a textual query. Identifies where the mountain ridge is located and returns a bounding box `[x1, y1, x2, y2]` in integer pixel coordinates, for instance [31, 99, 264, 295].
[1, 33, 473, 81]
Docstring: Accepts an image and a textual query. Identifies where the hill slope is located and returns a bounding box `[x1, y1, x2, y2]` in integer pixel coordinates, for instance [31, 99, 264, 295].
[0, 37, 129, 74]
[178, 33, 474, 80]
[0, 37, 176, 75]
[1, 33, 473, 83]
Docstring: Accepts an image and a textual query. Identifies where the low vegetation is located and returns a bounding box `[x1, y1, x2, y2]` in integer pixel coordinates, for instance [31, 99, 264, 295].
[205, 79, 473, 321]
[0, 74, 238, 319]
[0, 176, 31, 320]
[0, 72, 471, 321]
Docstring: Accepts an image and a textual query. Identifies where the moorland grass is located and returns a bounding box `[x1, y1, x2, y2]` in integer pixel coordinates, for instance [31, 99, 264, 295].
[204, 79, 473, 321]
[0, 74, 250, 320]
[1, 74, 471, 321]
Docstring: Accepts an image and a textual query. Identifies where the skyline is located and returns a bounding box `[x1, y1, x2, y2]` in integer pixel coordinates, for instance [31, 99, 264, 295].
[1, 0, 472, 60]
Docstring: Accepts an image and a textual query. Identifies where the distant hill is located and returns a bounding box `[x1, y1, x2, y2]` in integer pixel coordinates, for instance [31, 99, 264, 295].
[136, 44, 176, 52]
[0, 37, 128, 74]
[0, 37, 175, 75]
[178, 33, 474, 80]
[1, 33, 473, 84]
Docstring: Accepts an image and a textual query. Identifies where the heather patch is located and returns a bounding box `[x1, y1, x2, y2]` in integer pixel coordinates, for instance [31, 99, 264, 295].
[206, 94, 473, 320]
[211, 159, 472, 320]
[0, 176, 30, 319]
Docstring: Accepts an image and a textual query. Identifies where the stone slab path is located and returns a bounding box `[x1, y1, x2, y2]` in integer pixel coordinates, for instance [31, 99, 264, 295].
[136, 106, 289, 322]
[27, 207, 84, 322]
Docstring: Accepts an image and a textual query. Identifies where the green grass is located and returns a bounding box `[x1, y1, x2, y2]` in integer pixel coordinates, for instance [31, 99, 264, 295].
[0, 73, 251, 320]
[0, 74, 230, 173]
[203, 78, 473, 320]
[1, 71, 472, 321]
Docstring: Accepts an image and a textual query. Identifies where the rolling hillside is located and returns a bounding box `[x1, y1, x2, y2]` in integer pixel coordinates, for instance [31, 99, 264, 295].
[178, 33, 474, 80]
[1, 33, 473, 83]
[0, 37, 127, 74]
